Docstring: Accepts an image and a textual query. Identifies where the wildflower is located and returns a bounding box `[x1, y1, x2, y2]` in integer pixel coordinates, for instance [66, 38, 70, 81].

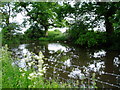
[19, 68, 23, 72]
[43, 67, 46, 71]
[29, 73, 35, 77]
[38, 68, 43, 72]
[37, 72, 43, 76]
[21, 73, 25, 76]
[28, 62, 32, 66]
[28, 76, 32, 80]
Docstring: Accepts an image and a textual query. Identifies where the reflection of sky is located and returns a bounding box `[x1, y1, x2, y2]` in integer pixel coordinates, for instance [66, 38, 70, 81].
[64, 59, 71, 67]
[12, 44, 31, 69]
[88, 61, 105, 73]
[68, 68, 85, 80]
[114, 57, 120, 67]
[18, 44, 30, 55]
[48, 43, 67, 52]
[90, 50, 106, 58]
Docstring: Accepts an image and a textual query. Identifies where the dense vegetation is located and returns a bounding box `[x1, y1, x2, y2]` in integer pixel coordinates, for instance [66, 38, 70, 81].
[1, 2, 120, 50]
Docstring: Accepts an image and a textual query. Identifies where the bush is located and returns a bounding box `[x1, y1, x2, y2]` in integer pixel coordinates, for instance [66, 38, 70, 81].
[38, 30, 68, 42]
[39, 37, 50, 41]
[52, 34, 68, 41]
[48, 29, 62, 37]
[110, 30, 120, 50]
[48, 30, 62, 41]
[75, 31, 107, 47]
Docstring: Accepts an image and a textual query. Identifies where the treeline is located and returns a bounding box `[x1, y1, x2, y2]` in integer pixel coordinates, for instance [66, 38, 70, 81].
[1, 2, 120, 50]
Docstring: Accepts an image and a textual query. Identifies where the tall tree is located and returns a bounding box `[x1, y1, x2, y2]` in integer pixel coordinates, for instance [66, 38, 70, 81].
[59, 2, 120, 45]
[80, 2, 120, 45]
[0, 2, 20, 40]
[14, 2, 65, 37]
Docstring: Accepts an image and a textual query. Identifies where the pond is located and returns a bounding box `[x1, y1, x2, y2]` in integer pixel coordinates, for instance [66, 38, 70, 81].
[9, 41, 120, 88]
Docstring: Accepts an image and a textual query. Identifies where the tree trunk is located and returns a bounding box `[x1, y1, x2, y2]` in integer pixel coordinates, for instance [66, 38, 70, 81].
[44, 26, 48, 37]
[104, 16, 114, 46]
[6, 3, 10, 27]
[105, 16, 114, 36]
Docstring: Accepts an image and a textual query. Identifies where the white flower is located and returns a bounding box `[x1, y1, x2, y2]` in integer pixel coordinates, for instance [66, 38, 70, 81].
[21, 73, 25, 76]
[38, 68, 43, 72]
[43, 67, 46, 71]
[37, 72, 43, 76]
[38, 60, 44, 64]
[28, 63, 32, 66]
[34, 55, 40, 60]
[19, 68, 23, 72]
[28, 76, 32, 80]
[29, 73, 34, 77]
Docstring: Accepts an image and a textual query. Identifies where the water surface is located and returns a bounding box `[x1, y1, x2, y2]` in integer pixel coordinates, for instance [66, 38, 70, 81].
[9, 42, 120, 88]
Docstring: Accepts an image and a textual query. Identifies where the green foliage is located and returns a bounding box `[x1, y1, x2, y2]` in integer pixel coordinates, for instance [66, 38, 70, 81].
[68, 21, 88, 41]
[75, 31, 107, 47]
[48, 29, 62, 38]
[2, 23, 21, 42]
[39, 30, 68, 42]
[48, 29, 63, 41]
[110, 30, 120, 50]
[52, 34, 68, 41]
[2, 45, 27, 88]
[14, 2, 65, 37]
[39, 37, 50, 41]
[24, 28, 44, 40]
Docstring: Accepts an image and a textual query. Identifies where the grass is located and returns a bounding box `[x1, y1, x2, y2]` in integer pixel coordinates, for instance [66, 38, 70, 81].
[39, 30, 68, 42]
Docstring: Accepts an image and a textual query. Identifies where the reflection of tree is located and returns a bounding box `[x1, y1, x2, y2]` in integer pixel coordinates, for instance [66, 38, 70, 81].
[106, 51, 119, 73]
[67, 47, 100, 67]
[100, 50, 120, 87]
[44, 44, 50, 58]
[25, 42, 50, 57]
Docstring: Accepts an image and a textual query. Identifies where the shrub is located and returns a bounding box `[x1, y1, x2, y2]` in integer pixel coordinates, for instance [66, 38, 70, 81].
[39, 37, 50, 41]
[75, 31, 107, 47]
[52, 34, 68, 41]
[110, 30, 120, 50]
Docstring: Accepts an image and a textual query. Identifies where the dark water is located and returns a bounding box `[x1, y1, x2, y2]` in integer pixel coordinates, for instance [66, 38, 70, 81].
[9, 42, 120, 88]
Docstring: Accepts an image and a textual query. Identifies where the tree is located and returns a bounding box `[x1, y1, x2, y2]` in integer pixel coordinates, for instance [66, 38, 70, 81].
[59, 2, 120, 46]
[80, 2, 120, 45]
[0, 2, 20, 41]
[14, 2, 65, 37]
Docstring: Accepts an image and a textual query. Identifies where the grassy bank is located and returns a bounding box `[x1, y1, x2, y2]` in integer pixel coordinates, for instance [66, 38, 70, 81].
[39, 30, 68, 42]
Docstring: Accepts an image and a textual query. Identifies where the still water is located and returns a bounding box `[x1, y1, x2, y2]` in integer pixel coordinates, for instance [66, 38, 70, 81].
[9, 42, 120, 88]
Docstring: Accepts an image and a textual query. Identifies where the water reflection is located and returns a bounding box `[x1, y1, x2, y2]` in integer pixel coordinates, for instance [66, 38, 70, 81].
[64, 59, 71, 67]
[48, 43, 67, 52]
[10, 42, 120, 88]
[90, 50, 106, 58]
[88, 60, 105, 73]
[68, 68, 85, 80]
